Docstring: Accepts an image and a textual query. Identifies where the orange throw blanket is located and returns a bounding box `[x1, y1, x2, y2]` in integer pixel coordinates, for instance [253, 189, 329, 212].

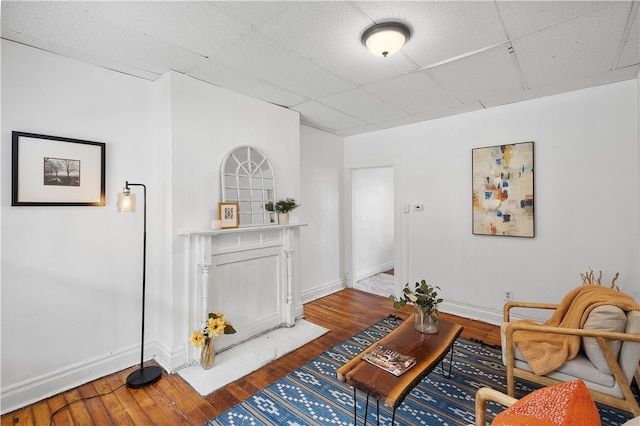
[512, 286, 640, 376]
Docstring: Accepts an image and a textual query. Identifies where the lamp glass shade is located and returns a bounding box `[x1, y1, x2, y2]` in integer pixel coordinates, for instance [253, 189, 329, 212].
[117, 192, 136, 213]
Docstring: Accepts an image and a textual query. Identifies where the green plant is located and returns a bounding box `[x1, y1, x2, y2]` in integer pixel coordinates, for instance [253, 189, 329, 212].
[264, 202, 275, 212]
[389, 279, 443, 314]
[275, 198, 300, 213]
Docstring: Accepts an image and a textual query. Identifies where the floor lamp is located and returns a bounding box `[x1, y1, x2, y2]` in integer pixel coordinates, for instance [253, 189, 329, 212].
[117, 181, 162, 388]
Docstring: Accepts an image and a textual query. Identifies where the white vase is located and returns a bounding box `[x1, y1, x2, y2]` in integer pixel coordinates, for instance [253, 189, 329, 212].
[278, 213, 289, 225]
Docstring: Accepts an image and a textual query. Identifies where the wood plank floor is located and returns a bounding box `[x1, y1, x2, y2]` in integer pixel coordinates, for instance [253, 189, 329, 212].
[1, 288, 500, 426]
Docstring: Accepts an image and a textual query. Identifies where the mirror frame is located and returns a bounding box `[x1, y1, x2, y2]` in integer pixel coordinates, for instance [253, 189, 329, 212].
[221, 146, 276, 226]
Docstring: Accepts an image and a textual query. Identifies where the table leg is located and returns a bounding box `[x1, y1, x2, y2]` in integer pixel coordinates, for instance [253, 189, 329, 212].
[441, 344, 455, 379]
[364, 393, 369, 425]
[353, 387, 357, 425]
[391, 406, 396, 426]
[376, 399, 379, 426]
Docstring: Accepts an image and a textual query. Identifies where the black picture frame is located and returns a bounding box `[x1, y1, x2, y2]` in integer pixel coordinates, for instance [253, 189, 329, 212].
[12, 131, 106, 206]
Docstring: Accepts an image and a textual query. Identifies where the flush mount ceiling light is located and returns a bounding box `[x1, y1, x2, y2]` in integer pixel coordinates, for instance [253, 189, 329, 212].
[362, 22, 411, 58]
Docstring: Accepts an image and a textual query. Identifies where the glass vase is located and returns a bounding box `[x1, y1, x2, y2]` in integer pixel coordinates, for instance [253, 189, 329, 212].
[200, 337, 215, 369]
[414, 306, 439, 334]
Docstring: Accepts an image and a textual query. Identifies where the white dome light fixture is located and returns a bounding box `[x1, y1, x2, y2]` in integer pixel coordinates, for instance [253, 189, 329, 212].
[362, 22, 411, 58]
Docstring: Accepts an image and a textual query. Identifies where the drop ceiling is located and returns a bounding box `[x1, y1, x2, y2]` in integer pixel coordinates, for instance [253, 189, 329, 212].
[2, 1, 639, 136]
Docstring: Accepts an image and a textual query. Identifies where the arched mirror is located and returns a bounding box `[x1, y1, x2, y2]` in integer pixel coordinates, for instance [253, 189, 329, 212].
[221, 146, 276, 226]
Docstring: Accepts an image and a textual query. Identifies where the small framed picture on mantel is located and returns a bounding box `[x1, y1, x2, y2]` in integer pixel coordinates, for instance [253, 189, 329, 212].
[218, 202, 239, 229]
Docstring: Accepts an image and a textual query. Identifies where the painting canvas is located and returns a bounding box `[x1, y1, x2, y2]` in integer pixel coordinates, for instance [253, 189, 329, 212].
[472, 142, 534, 237]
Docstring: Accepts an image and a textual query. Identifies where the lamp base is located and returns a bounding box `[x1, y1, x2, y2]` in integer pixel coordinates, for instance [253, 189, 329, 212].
[126, 365, 162, 389]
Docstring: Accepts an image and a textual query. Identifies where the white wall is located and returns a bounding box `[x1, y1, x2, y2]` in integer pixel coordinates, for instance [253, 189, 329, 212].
[345, 80, 640, 325]
[353, 167, 394, 280]
[1, 40, 301, 413]
[1, 40, 159, 412]
[299, 125, 344, 302]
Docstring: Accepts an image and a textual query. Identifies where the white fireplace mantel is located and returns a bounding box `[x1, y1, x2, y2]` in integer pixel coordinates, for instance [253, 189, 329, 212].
[180, 224, 306, 361]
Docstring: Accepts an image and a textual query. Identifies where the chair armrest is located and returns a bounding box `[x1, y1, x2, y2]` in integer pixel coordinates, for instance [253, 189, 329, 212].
[504, 321, 640, 342]
[475, 387, 518, 426]
[503, 302, 559, 322]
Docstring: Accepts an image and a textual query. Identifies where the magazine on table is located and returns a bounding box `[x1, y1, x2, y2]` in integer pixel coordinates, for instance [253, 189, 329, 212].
[362, 344, 416, 376]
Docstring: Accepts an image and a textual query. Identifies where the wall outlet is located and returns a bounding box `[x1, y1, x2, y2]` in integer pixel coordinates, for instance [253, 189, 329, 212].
[504, 289, 513, 301]
[413, 204, 424, 211]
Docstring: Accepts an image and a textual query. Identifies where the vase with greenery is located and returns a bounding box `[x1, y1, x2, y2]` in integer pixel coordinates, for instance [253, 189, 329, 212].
[275, 198, 299, 225]
[389, 280, 443, 334]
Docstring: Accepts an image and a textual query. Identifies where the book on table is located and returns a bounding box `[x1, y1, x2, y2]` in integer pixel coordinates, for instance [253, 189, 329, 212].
[361, 344, 416, 376]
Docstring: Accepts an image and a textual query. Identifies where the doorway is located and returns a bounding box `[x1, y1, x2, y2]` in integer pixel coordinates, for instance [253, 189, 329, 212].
[352, 167, 394, 297]
[344, 159, 404, 298]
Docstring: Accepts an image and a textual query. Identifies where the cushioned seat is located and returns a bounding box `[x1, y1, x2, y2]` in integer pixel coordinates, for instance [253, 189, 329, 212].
[473, 380, 601, 426]
[501, 293, 640, 416]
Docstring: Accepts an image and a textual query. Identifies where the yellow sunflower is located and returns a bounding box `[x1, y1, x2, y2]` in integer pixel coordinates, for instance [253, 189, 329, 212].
[206, 317, 226, 337]
[190, 330, 206, 347]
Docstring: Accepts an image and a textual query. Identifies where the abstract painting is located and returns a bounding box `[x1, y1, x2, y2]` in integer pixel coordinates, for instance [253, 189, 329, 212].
[472, 142, 534, 237]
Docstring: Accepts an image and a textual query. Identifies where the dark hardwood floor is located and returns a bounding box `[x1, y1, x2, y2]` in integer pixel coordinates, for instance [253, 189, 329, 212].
[1, 288, 500, 426]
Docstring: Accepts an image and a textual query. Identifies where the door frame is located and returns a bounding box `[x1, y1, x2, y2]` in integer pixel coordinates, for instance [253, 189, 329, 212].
[343, 157, 406, 296]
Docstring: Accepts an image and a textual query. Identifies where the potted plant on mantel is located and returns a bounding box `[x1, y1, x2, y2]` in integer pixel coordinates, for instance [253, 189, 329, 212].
[275, 198, 299, 225]
[389, 280, 443, 334]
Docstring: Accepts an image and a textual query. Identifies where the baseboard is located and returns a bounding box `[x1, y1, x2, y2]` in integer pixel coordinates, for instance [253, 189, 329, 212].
[0, 342, 158, 415]
[154, 340, 188, 374]
[439, 300, 503, 326]
[301, 278, 345, 304]
[440, 300, 548, 326]
[355, 262, 394, 282]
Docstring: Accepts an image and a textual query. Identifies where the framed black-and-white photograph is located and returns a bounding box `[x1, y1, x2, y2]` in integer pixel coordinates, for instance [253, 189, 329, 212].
[12, 131, 106, 206]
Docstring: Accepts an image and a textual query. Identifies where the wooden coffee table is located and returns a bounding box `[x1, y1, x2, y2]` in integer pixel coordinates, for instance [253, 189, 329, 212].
[337, 315, 463, 425]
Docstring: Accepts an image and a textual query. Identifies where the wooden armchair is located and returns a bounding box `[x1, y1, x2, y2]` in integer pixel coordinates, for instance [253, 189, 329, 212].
[474, 387, 517, 426]
[502, 301, 640, 416]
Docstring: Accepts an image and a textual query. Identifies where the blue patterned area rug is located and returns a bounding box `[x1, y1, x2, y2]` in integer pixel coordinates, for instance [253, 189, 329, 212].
[207, 315, 636, 426]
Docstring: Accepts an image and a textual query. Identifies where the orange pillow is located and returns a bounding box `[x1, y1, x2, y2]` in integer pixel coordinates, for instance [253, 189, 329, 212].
[492, 380, 600, 426]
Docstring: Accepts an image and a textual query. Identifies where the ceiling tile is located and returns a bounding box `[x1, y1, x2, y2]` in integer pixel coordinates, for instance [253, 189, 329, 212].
[355, 1, 508, 68]
[482, 65, 640, 108]
[214, 31, 354, 99]
[363, 72, 460, 115]
[428, 45, 524, 103]
[212, 1, 292, 27]
[292, 100, 366, 132]
[376, 102, 484, 130]
[188, 60, 307, 107]
[617, 5, 639, 68]
[335, 124, 382, 137]
[71, 1, 253, 58]
[257, 1, 417, 86]
[512, 2, 632, 88]
[2, 2, 204, 75]
[1, 26, 161, 81]
[318, 88, 407, 124]
[496, 1, 611, 39]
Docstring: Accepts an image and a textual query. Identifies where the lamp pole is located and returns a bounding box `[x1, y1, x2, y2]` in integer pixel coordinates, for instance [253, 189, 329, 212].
[123, 181, 162, 388]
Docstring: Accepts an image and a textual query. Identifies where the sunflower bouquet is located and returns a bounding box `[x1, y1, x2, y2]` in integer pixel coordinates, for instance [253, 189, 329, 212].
[190, 312, 236, 347]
